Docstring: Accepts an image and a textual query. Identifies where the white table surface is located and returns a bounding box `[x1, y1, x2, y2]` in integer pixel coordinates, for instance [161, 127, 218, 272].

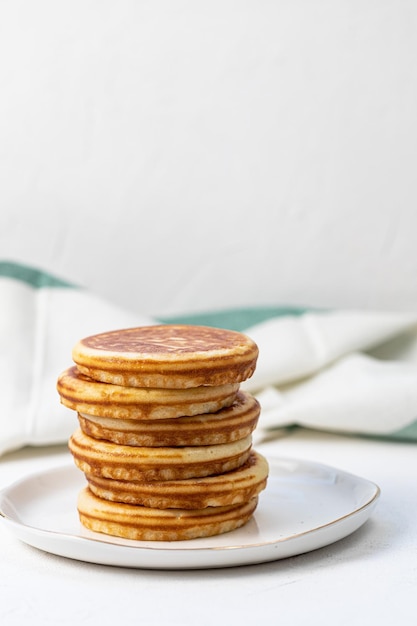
[0, 429, 415, 626]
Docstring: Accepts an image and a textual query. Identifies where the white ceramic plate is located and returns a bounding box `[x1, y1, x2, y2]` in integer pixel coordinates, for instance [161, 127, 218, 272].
[0, 458, 380, 569]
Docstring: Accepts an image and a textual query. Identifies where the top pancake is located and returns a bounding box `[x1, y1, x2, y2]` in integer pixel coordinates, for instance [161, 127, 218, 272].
[72, 324, 259, 389]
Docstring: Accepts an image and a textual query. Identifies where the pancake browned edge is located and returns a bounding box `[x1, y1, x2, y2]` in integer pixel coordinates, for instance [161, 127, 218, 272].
[57, 366, 239, 420]
[72, 324, 259, 388]
[77, 487, 259, 541]
[77, 390, 260, 447]
[69, 428, 253, 481]
[85, 450, 269, 509]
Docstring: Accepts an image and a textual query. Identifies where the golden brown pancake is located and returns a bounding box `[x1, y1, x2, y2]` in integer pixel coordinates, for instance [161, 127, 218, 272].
[57, 366, 239, 420]
[85, 450, 268, 509]
[77, 487, 258, 541]
[62, 323, 267, 543]
[69, 428, 253, 481]
[77, 390, 260, 447]
[72, 324, 258, 389]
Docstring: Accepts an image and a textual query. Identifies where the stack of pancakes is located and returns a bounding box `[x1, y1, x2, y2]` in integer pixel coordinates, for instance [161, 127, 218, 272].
[57, 324, 268, 541]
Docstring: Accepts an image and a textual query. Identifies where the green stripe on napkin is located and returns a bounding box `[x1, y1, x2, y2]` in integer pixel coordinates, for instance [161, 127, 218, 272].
[160, 306, 309, 332]
[390, 420, 417, 441]
[0, 261, 74, 288]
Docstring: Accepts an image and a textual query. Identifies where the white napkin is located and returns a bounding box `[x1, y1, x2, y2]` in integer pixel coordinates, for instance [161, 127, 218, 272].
[242, 311, 417, 442]
[0, 271, 153, 456]
[2, 263, 417, 456]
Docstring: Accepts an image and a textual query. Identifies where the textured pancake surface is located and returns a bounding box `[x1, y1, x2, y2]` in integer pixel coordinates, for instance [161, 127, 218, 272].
[77, 487, 258, 541]
[72, 324, 258, 388]
[69, 428, 253, 481]
[77, 390, 260, 447]
[86, 450, 269, 509]
[57, 366, 239, 419]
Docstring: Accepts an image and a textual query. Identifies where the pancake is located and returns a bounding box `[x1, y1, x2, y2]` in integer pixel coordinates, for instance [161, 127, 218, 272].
[72, 324, 258, 389]
[77, 390, 260, 447]
[77, 487, 258, 541]
[69, 428, 253, 481]
[57, 366, 239, 420]
[85, 450, 268, 509]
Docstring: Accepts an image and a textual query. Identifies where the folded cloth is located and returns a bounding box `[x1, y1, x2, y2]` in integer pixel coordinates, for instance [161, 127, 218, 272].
[240, 312, 417, 442]
[2, 261, 417, 456]
[0, 262, 153, 456]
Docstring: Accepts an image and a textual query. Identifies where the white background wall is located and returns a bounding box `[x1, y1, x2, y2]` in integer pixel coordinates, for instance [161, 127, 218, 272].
[1, 0, 416, 316]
